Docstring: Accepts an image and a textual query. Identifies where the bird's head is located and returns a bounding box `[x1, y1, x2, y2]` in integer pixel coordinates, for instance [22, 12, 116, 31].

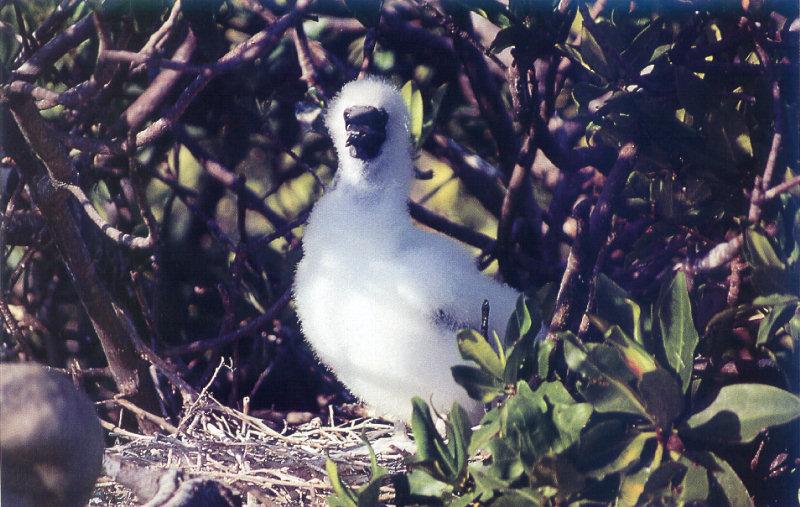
[327, 78, 412, 188]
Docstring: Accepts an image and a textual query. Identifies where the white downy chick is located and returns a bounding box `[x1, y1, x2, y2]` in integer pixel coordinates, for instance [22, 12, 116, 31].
[294, 77, 519, 422]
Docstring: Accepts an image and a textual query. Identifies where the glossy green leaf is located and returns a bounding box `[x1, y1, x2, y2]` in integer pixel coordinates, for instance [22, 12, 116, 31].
[621, 20, 664, 73]
[326, 458, 357, 507]
[419, 83, 448, 147]
[705, 452, 754, 507]
[757, 302, 797, 345]
[639, 460, 687, 505]
[457, 329, 504, 379]
[409, 397, 455, 482]
[501, 381, 592, 469]
[604, 326, 657, 380]
[682, 384, 800, 443]
[445, 403, 472, 483]
[678, 456, 710, 504]
[451, 365, 504, 403]
[617, 440, 663, 507]
[505, 295, 532, 345]
[705, 104, 753, 161]
[656, 271, 699, 393]
[577, 5, 613, 80]
[401, 80, 423, 145]
[563, 333, 650, 419]
[638, 368, 684, 430]
[594, 274, 644, 345]
[744, 227, 785, 269]
[583, 431, 657, 480]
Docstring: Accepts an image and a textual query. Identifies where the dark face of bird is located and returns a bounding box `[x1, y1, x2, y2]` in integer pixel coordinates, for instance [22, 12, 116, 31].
[343, 106, 388, 160]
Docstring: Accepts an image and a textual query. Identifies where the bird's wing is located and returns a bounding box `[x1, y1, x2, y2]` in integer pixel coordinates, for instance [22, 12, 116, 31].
[397, 228, 519, 335]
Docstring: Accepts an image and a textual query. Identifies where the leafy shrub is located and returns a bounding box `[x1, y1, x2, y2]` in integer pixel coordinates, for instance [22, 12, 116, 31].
[392, 275, 799, 506]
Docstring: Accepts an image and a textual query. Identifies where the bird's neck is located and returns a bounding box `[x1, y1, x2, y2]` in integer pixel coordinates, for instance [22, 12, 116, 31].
[335, 150, 414, 209]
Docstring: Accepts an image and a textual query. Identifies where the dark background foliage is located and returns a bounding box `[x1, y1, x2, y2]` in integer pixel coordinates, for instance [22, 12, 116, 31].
[1, 0, 798, 504]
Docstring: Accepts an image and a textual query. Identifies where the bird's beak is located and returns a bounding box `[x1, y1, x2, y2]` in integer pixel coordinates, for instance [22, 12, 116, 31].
[343, 106, 388, 160]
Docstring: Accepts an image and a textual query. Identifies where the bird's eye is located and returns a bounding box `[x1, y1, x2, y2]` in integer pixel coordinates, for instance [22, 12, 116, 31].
[343, 111, 351, 121]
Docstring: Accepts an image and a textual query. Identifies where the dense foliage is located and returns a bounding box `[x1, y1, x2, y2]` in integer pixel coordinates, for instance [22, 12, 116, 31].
[1, 0, 798, 505]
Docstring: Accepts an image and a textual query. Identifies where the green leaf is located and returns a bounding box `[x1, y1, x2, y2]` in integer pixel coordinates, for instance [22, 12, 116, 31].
[656, 271, 700, 393]
[594, 274, 644, 345]
[676, 68, 714, 116]
[401, 80, 423, 146]
[757, 302, 798, 345]
[563, 333, 651, 420]
[705, 452, 754, 507]
[457, 329, 504, 379]
[355, 438, 388, 507]
[344, 0, 384, 27]
[445, 403, 472, 483]
[583, 431, 658, 480]
[505, 295, 533, 345]
[409, 397, 455, 481]
[682, 384, 800, 444]
[604, 326, 657, 380]
[490, 25, 526, 53]
[705, 104, 753, 161]
[744, 227, 785, 268]
[577, 5, 614, 80]
[326, 459, 357, 507]
[617, 440, 664, 507]
[419, 83, 448, 147]
[744, 227, 788, 294]
[677, 456, 710, 504]
[392, 468, 451, 505]
[621, 20, 664, 73]
[753, 294, 799, 307]
[501, 381, 592, 469]
[469, 407, 500, 454]
[580, 23, 612, 80]
[639, 461, 687, 505]
[638, 368, 684, 430]
[452, 365, 504, 403]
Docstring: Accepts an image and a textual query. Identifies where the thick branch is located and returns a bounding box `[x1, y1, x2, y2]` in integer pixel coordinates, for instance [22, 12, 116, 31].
[547, 144, 637, 340]
[3, 94, 161, 427]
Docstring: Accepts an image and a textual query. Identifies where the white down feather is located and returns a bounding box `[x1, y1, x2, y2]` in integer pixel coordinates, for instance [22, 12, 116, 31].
[294, 77, 519, 422]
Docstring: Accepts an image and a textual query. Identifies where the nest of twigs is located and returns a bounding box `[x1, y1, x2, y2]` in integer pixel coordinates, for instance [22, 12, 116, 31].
[93, 395, 408, 506]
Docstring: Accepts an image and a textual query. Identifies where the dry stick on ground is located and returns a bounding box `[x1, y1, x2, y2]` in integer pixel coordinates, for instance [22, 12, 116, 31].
[547, 143, 638, 341]
[105, 397, 180, 434]
[3, 94, 162, 429]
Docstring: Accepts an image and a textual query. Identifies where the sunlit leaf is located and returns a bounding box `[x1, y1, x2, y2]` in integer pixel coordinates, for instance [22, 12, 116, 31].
[401, 80, 423, 146]
[563, 333, 651, 420]
[457, 329, 504, 379]
[757, 302, 798, 345]
[452, 365, 504, 403]
[682, 384, 800, 443]
[656, 271, 699, 393]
